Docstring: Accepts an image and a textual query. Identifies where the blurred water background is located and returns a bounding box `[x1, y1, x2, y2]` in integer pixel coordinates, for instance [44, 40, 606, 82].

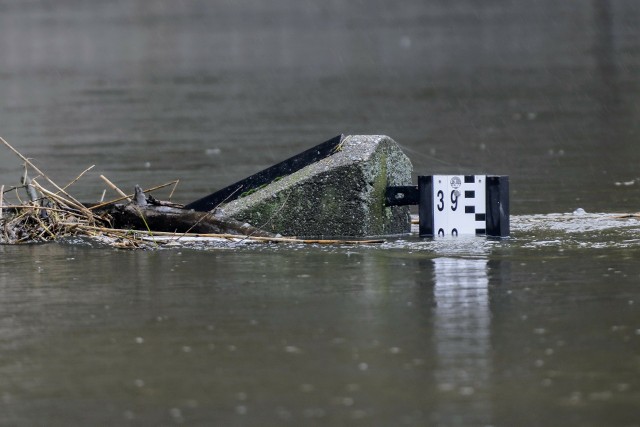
[1, 1, 640, 426]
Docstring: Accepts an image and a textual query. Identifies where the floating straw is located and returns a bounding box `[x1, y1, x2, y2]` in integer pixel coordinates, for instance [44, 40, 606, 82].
[0, 136, 91, 216]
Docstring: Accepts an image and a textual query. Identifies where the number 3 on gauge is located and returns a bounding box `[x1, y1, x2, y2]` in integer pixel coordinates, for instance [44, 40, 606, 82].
[436, 190, 445, 211]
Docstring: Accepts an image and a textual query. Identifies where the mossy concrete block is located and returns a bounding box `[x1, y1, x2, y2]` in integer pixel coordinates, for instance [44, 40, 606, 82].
[216, 135, 413, 237]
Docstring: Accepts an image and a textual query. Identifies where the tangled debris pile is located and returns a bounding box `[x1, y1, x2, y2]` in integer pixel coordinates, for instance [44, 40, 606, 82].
[0, 137, 179, 248]
[0, 137, 384, 248]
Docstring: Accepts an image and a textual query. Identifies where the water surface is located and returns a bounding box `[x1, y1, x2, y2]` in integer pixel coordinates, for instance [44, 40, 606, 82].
[1, 1, 640, 426]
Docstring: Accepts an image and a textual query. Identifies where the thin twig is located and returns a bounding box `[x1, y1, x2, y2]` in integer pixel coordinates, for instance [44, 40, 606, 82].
[131, 205, 159, 248]
[60, 165, 95, 193]
[176, 185, 243, 240]
[32, 212, 56, 240]
[14, 187, 24, 204]
[99, 175, 130, 202]
[168, 179, 179, 200]
[0, 185, 4, 220]
[21, 167, 39, 203]
[89, 180, 179, 210]
[2, 184, 22, 195]
[31, 180, 81, 213]
[3, 204, 88, 215]
[0, 136, 90, 215]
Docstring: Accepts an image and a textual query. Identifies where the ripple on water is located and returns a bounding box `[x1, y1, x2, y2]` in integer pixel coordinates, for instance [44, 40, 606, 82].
[46, 212, 640, 254]
[513, 213, 640, 250]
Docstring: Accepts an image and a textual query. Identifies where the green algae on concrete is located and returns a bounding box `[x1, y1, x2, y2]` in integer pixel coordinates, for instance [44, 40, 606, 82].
[215, 135, 413, 237]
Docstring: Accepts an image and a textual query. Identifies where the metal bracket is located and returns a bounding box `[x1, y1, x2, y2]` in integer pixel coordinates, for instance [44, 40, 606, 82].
[385, 186, 419, 206]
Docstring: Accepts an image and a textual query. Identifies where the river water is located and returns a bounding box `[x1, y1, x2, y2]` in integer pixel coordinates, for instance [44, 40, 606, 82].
[1, 1, 640, 426]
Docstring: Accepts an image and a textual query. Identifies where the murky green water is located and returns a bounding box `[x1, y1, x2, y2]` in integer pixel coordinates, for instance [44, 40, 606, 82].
[1, 1, 640, 426]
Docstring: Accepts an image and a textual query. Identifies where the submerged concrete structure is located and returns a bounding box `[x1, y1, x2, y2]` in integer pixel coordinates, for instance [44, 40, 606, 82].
[216, 135, 413, 237]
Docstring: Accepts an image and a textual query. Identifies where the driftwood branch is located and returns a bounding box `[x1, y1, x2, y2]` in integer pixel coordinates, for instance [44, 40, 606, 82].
[92, 202, 275, 237]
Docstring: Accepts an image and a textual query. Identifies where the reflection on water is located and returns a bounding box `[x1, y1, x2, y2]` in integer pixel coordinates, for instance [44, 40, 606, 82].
[433, 258, 490, 394]
[2, 240, 640, 425]
[432, 258, 491, 425]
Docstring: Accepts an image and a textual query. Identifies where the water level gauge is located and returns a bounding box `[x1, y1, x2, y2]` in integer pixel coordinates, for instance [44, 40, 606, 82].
[419, 175, 509, 238]
[386, 175, 509, 238]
